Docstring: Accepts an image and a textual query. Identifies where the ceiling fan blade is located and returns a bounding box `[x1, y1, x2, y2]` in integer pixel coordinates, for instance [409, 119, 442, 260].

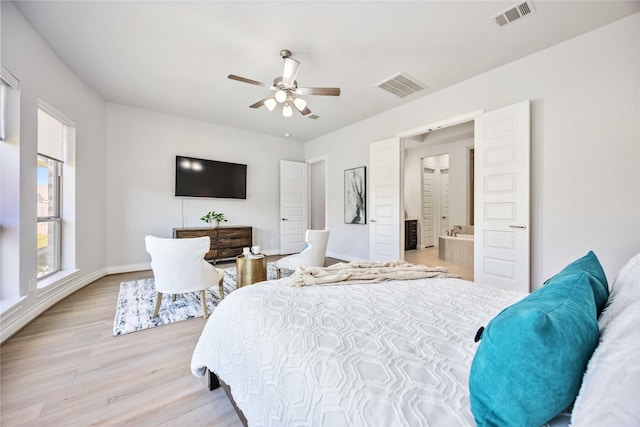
[293, 102, 312, 116]
[249, 98, 266, 108]
[295, 87, 341, 96]
[281, 57, 300, 86]
[228, 74, 273, 89]
[250, 96, 278, 111]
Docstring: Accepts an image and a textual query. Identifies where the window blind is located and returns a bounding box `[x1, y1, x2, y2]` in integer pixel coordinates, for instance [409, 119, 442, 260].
[37, 108, 65, 162]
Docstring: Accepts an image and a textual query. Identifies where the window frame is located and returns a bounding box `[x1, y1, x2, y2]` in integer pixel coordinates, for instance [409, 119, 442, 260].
[36, 154, 63, 280]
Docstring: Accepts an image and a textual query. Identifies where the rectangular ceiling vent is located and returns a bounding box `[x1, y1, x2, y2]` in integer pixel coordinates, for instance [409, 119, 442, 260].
[376, 73, 426, 98]
[307, 114, 320, 120]
[494, 1, 535, 28]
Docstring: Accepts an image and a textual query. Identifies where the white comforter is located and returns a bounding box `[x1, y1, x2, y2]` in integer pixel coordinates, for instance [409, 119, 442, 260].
[191, 276, 524, 426]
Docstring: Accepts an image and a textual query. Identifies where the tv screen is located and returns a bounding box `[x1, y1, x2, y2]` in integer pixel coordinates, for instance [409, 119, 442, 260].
[175, 155, 247, 199]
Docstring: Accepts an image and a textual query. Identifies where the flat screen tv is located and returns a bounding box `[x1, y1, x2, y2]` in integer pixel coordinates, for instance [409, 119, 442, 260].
[175, 155, 247, 199]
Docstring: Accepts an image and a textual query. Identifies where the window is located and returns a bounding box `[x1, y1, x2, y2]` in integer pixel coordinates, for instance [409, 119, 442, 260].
[37, 107, 69, 280]
[36, 155, 62, 278]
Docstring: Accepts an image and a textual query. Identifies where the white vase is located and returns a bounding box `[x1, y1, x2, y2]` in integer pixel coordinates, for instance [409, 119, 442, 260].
[210, 220, 219, 228]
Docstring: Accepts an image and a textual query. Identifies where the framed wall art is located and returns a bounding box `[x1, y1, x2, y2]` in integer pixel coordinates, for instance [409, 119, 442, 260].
[344, 166, 366, 224]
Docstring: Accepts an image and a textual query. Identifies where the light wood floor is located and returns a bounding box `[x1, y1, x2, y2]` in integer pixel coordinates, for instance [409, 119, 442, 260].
[0, 253, 468, 426]
[0, 260, 251, 427]
[404, 246, 474, 281]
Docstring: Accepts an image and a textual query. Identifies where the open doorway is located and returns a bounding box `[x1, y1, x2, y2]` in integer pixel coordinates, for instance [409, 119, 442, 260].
[308, 157, 327, 230]
[369, 102, 530, 290]
[402, 121, 475, 279]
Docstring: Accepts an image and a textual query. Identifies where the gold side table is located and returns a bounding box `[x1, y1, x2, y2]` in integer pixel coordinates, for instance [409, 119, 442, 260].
[236, 254, 267, 288]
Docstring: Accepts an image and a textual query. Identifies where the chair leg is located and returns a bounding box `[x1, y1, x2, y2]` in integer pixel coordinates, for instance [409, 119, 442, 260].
[201, 290, 208, 318]
[153, 292, 163, 317]
[218, 277, 225, 300]
[277, 268, 281, 279]
[172, 294, 176, 302]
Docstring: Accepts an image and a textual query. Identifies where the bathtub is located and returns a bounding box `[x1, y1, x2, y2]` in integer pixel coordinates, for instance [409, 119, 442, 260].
[451, 234, 474, 240]
[439, 234, 474, 266]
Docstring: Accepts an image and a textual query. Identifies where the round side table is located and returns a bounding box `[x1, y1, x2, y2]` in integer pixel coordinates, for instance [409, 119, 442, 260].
[236, 254, 267, 288]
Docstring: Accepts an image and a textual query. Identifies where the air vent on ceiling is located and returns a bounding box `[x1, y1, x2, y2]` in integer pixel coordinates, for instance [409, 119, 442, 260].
[376, 73, 426, 98]
[494, 1, 535, 28]
[307, 114, 320, 120]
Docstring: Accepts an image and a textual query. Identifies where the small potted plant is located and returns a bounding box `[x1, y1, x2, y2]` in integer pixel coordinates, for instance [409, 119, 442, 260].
[200, 210, 228, 228]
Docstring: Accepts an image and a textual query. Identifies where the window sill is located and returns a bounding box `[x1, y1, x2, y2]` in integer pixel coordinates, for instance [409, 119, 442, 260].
[0, 295, 27, 315]
[37, 269, 79, 290]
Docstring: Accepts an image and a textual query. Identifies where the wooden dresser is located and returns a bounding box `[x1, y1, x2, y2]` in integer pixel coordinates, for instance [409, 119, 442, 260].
[173, 226, 252, 262]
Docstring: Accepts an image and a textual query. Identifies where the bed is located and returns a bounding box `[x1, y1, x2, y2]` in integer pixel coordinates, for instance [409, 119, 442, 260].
[191, 255, 640, 426]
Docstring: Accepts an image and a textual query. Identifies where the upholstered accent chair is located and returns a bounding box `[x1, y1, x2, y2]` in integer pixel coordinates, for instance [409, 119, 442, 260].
[275, 229, 330, 279]
[144, 235, 225, 318]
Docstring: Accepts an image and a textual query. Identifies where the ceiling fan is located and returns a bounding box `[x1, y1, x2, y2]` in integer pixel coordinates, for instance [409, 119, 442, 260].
[228, 49, 340, 118]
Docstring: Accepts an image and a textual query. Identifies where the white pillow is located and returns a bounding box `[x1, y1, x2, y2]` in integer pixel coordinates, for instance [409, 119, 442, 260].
[597, 252, 640, 332]
[570, 253, 640, 426]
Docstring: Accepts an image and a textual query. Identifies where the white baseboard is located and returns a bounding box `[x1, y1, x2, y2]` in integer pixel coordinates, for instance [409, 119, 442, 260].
[1, 268, 107, 344]
[106, 263, 151, 275]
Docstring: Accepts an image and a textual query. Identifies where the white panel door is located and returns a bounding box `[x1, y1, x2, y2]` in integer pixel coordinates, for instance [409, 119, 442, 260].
[422, 167, 434, 247]
[280, 160, 308, 254]
[369, 138, 401, 261]
[474, 100, 530, 292]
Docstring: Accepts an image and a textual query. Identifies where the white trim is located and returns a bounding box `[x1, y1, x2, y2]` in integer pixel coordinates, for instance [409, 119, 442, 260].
[36, 269, 78, 290]
[0, 67, 19, 90]
[0, 268, 107, 344]
[397, 109, 484, 139]
[38, 98, 76, 127]
[106, 262, 151, 275]
[306, 155, 327, 165]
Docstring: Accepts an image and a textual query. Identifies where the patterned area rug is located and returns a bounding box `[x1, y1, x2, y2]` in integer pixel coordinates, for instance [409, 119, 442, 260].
[113, 262, 278, 336]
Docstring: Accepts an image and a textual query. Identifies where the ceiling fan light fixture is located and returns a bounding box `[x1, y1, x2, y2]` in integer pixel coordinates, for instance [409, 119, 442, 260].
[293, 97, 307, 111]
[275, 89, 287, 103]
[282, 103, 293, 117]
[229, 50, 340, 119]
[264, 97, 277, 111]
[282, 57, 300, 85]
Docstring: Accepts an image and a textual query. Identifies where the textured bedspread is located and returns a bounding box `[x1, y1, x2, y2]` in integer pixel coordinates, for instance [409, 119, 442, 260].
[191, 276, 524, 426]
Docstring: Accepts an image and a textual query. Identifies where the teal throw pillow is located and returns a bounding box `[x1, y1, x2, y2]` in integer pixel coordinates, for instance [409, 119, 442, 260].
[545, 250, 608, 315]
[469, 272, 600, 427]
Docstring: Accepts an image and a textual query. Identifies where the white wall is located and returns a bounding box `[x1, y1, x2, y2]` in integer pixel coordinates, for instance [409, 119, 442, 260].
[1, 2, 107, 340]
[306, 13, 640, 288]
[105, 103, 304, 271]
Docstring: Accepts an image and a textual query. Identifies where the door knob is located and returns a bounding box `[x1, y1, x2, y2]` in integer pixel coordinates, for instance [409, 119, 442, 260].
[509, 224, 527, 229]
[370, 219, 377, 222]
[281, 218, 288, 221]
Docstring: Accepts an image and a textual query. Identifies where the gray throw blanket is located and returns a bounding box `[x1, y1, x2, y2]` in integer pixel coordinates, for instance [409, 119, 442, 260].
[289, 260, 461, 287]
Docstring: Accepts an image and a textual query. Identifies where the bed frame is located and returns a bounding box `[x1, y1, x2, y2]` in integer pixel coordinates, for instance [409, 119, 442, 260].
[207, 369, 248, 427]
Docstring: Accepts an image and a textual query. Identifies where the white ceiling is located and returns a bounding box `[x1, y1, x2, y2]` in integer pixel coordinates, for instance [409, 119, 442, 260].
[14, 1, 640, 142]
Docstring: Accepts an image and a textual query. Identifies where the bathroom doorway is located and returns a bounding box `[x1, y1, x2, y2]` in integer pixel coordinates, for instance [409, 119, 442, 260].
[372, 101, 530, 289]
[402, 122, 474, 279]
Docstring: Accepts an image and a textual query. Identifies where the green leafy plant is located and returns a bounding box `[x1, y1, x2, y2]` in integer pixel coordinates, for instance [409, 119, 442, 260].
[200, 210, 228, 224]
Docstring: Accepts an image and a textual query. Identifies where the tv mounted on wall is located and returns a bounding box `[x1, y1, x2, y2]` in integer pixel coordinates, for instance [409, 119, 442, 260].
[175, 155, 247, 199]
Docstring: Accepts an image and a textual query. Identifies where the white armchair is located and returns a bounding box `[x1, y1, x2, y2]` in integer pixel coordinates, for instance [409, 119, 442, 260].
[144, 235, 225, 318]
[275, 229, 330, 278]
